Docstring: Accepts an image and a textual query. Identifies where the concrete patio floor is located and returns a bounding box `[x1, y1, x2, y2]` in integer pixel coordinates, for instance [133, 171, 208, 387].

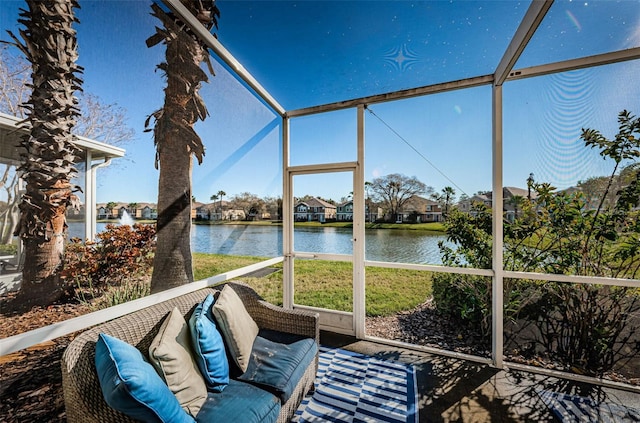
[321, 331, 640, 423]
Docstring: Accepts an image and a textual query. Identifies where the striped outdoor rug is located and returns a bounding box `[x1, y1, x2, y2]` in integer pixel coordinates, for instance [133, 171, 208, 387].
[292, 346, 418, 423]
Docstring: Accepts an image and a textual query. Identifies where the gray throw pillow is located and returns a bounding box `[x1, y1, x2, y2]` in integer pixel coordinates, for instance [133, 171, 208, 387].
[149, 307, 207, 417]
[212, 285, 259, 373]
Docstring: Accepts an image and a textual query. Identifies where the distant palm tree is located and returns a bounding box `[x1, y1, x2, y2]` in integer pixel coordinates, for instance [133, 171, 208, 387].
[508, 195, 525, 221]
[217, 190, 225, 219]
[526, 173, 535, 200]
[127, 202, 139, 218]
[441, 186, 456, 216]
[6, 0, 83, 308]
[210, 194, 219, 220]
[364, 181, 377, 222]
[105, 201, 117, 219]
[145, 0, 219, 293]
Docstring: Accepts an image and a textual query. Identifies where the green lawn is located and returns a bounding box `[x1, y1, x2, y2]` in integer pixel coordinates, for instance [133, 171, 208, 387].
[193, 253, 432, 316]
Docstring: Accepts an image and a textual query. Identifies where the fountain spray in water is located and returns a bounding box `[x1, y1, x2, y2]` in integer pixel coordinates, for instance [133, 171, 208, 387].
[119, 210, 135, 226]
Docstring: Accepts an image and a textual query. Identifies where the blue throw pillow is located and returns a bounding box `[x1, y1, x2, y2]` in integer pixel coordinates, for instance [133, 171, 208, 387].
[238, 333, 317, 403]
[188, 294, 230, 392]
[94, 333, 195, 423]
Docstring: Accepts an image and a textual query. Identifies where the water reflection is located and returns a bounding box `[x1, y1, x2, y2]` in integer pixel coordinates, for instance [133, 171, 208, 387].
[82, 223, 451, 264]
[366, 229, 448, 263]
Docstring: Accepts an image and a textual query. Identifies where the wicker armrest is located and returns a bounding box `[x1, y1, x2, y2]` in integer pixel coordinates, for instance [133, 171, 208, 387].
[254, 299, 319, 342]
[226, 282, 319, 344]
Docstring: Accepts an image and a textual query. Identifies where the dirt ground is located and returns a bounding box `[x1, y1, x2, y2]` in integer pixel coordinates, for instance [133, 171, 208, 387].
[0, 297, 90, 423]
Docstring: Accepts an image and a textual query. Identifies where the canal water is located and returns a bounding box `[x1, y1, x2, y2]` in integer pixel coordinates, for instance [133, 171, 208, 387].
[86, 223, 451, 265]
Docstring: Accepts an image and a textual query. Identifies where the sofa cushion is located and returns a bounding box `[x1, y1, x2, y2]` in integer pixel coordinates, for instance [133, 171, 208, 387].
[195, 379, 280, 423]
[149, 307, 207, 417]
[237, 329, 317, 403]
[94, 333, 195, 423]
[212, 285, 259, 373]
[188, 294, 229, 392]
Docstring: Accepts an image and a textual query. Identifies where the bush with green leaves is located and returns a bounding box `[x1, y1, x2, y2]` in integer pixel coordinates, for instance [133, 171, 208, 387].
[431, 273, 490, 335]
[62, 223, 156, 305]
[519, 282, 638, 375]
[0, 243, 17, 255]
[434, 110, 640, 376]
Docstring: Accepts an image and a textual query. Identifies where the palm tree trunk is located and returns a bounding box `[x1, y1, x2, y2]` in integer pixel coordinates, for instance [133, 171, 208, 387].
[153, 131, 194, 290]
[6, 0, 82, 309]
[146, 1, 218, 293]
[20, 214, 66, 302]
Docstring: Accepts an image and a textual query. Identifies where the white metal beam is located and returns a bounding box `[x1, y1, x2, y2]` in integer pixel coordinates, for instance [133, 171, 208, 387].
[506, 47, 640, 82]
[353, 105, 366, 338]
[84, 150, 93, 241]
[365, 260, 494, 277]
[494, 0, 553, 86]
[287, 75, 493, 118]
[89, 158, 114, 240]
[492, 84, 504, 369]
[288, 161, 359, 175]
[285, 44, 638, 120]
[282, 116, 294, 309]
[504, 271, 639, 288]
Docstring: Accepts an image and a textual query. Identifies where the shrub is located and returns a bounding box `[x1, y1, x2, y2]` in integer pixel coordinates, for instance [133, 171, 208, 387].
[432, 273, 491, 337]
[0, 243, 17, 255]
[62, 223, 156, 304]
[519, 282, 640, 376]
[435, 110, 640, 376]
[432, 273, 541, 342]
[93, 279, 152, 309]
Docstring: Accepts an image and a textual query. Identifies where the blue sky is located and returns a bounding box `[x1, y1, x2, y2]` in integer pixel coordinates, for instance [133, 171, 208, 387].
[1, 0, 639, 205]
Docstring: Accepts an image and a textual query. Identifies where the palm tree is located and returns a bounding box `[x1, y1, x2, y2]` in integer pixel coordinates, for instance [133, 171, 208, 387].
[217, 189, 225, 219]
[6, 0, 83, 308]
[145, 0, 219, 293]
[209, 194, 219, 220]
[127, 202, 139, 219]
[441, 186, 456, 216]
[526, 173, 535, 200]
[105, 201, 117, 219]
[508, 195, 525, 221]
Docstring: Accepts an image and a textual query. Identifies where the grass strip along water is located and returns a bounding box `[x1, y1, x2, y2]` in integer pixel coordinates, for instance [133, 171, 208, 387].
[193, 253, 431, 317]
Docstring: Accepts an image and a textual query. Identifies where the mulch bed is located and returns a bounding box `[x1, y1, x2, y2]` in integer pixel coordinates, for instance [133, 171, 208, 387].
[0, 297, 90, 423]
[366, 297, 492, 356]
[0, 339, 69, 422]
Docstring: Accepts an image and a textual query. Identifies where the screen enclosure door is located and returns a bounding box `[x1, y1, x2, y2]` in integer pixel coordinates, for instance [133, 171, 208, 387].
[284, 166, 365, 336]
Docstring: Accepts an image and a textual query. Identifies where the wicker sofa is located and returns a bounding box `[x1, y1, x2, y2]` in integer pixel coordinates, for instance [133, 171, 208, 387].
[61, 282, 319, 423]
